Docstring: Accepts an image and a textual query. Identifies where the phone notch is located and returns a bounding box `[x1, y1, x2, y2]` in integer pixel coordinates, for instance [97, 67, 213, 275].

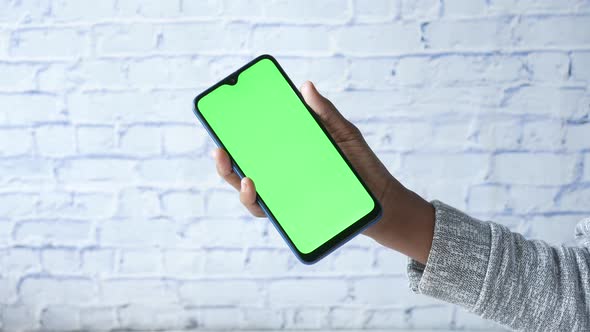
[225, 74, 239, 86]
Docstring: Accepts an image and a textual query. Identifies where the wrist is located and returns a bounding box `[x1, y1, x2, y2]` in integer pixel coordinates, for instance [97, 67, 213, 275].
[364, 177, 435, 264]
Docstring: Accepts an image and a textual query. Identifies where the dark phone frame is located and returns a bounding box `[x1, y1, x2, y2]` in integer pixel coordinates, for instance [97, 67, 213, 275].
[192, 54, 382, 264]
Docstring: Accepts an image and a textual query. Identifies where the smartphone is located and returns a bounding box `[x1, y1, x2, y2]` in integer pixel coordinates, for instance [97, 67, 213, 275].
[193, 55, 382, 264]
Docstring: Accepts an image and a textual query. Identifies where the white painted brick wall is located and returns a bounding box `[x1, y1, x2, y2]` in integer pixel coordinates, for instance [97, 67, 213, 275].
[0, 0, 588, 330]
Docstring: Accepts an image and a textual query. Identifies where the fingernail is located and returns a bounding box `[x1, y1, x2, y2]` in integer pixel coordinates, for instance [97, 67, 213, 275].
[209, 150, 215, 158]
[241, 179, 247, 192]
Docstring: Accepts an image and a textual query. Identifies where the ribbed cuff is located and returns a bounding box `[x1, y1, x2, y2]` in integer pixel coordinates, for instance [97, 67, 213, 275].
[407, 200, 493, 311]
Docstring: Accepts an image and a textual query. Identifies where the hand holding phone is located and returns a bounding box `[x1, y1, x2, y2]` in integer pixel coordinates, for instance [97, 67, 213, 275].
[194, 55, 394, 263]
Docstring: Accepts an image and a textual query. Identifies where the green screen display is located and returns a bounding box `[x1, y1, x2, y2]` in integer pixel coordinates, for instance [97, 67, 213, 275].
[196, 57, 376, 256]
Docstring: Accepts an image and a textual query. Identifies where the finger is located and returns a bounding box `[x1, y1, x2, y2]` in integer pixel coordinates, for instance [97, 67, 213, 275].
[239, 177, 266, 218]
[213, 148, 241, 191]
[300, 81, 351, 131]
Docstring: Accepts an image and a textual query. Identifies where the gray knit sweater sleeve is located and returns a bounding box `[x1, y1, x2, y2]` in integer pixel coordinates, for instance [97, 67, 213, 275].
[408, 200, 590, 331]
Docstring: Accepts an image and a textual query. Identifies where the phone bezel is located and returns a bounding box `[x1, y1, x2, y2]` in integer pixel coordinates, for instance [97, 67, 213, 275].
[192, 54, 382, 264]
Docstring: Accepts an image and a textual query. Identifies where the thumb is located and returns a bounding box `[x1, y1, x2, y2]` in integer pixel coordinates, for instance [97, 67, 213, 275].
[300, 81, 354, 135]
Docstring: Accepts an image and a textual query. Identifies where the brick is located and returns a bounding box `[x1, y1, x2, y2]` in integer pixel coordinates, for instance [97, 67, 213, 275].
[331, 248, 372, 272]
[514, 16, 590, 47]
[444, 0, 487, 16]
[57, 158, 136, 182]
[0, 93, 63, 124]
[245, 249, 292, 274]
[37, 192, 115, 218]
[400, 0, 440, 19]
[37, 64, 72, 92]
[0, 277, 17, 304]
[354, 0, 398, 22]
[101, 279, 178, 305]
[571, 52, 590, 81]
[394, 55, 524, 85]
[455, 307, 499, 329]
[527, 215, 583, 246]
[488, 0, 583, 14]
[269, 279, 347, 306]
[206, 189, 251, 217]
[354, 277, 403, 305]
[138, 157, 215, 184]
[161, 191, 205, 217]
[11, 28, 89, 58]
[355, 277, 441, 307]
[179, 280, 260, 305]
[473, 119, 521, 150]
[410, 306, 453, 329]
[1, 305, 37, 331]
[349, 58, 397, 89]
[0, 63, 38, 90]
[159, 23, 249, 54]
[565, 123, 590, 150]
[127, 58, 210, 88]
[118, 304, 194, 330]
[118, 249, 161, 274]
[467, 185, 510, 213]
[521, 121, 565, 150]
[252, 26, 331, 55]
[0, 248, 40, 274]
[557, 187, 590, 212]
[35, 124, 76, 156]
[81, 249, 114, 275]
[401, 153, 489, 184]
[20, 277, 95, 305]
[180, 0, 221, 17]
[422, 18, 512, 49]
[0, 193, 37, 218]
[263, 0, 351, 23]
[329, 308, 364, 329]
[117, 0, 179, 17]
[242, 308, 284, 329]
[365, 309, 405, 328]
[509, 186, 558, 213]
[501, 86, 585, 117]
[199, 308, 240, 329]
[95, 24, 157, 55]
[279, 57, 348, 90]
[42, 249, 80, 274]
[80, 307, 117, 331]
[100, 218, 181, 246]
[117, 187, 160, 217]
[52, 0, 116, 21]
[14, 220, 92, 246]
[491, 153, 576, 185]
[183, 218, 266, 248]
[40, 305, 79, 331]
[203, 249, 245, 274]
[375, 248, 407, 273]
[77, 126, 116, 154]
[69, 90, 195, 124]
[73, 60, 129, 89]
[161, 125, 207, 155]
[0, 129, 32, 156]
[0, 0, 51, 23]
[0, 158, 53, 182]
[284, 308, 324, 329]
[335, 23, 421, 55]
[162, 249, 204, 275]
[526, 52, 570, 82]
[119, 126, 161, 155]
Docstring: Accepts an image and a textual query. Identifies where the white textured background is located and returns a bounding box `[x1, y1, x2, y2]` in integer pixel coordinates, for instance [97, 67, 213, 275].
[0, 0, 589, 331]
